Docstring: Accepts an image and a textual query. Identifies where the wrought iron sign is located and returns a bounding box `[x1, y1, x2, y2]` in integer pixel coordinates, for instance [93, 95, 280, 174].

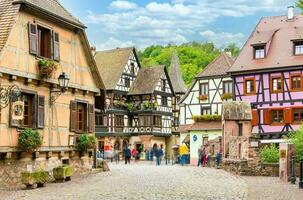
[0, 85, 21, 109]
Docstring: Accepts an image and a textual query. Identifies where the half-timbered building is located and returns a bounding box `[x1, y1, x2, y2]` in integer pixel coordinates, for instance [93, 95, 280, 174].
[94, 47, 174, 155]
[0, 0, 104, 188]
[177, 52, 234, 165]
[228, 8, 303, 140]
[179, 52, 234, 125]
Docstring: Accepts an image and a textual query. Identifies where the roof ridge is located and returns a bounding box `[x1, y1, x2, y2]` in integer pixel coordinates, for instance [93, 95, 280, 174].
[95, 46, 134, 53]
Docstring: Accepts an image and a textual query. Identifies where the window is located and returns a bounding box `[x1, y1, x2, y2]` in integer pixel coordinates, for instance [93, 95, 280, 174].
[130, 62, 135, 74]
[271, 77, 283, 93]
[115, 115, 124, 128]
[139, 115, 151, 126]
[290, 75, 302, 91]
[153, 116, 162, 127]
[28, 23, 60, 61]
[77, 103, 87, 132]
[272, 110, 284, 124]
[254, 45, 265, 59]
[70, 101, 94, 133]
[294, 41, 303, 55]
[201, 107, 211, 115]
[21, 93, 34, 127]
[95, 114, 107, 126]
[199, 83, 208, 95]
[162, 79, 166, 92]
[161, 96, 168, 106]
[125, 77, 131, 88]
[223, 81, 233, 94]
[244, 78, 255, 95]
[293, 108, 303, 123]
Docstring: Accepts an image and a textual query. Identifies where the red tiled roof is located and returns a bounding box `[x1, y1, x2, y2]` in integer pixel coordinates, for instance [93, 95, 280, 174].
[229, 14, 303, 73]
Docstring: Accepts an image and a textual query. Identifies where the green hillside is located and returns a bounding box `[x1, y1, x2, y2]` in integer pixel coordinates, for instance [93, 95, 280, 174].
[138, 42, 239, 86]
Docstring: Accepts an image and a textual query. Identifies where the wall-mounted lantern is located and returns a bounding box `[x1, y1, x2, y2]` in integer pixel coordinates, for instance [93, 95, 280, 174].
[50, 72, 69, 104]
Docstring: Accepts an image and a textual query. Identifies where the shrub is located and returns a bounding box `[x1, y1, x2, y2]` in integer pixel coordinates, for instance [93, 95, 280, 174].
[77, 134, 97, 151]
[287, 125, 303, 162]
[260, 144, 279, 163]
[38, 59, 58, 79]
[126, 102, 134, 111]
[192, 114, 221, 122]
[18, 129, 42, 151]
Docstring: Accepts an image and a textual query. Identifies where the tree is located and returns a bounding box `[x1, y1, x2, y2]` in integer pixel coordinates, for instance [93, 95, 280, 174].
[287, 125, 303, 162]
[225, 43, 240, 58]
[297, 0, 303, 12]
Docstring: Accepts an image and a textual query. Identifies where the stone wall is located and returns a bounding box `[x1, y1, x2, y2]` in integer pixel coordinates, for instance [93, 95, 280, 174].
[0, 151, 93, 190]
[223, 159, 279, 177]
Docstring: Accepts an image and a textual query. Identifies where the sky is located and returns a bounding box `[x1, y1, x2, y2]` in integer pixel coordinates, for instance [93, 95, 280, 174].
[60, 0, 297, 50]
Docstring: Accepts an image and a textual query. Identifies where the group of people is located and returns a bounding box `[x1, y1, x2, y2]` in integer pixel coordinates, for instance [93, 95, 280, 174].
[197, 145, 208, 167]
[123, 144, 164, 166]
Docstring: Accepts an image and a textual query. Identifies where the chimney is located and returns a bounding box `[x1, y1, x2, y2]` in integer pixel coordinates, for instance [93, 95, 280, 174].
[90, 46, 96, 56]
[288, 5, 294, 20]
[225, 48, 232, 57]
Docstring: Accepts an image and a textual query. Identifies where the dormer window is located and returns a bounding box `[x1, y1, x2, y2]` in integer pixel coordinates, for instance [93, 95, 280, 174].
[254, 45, 265, 59]
[294, 41, 303, 55]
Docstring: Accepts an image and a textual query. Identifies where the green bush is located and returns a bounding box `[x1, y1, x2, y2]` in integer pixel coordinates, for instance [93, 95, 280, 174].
[221, 93, 234, 100]
[77, 134, 97, 151]
[192, 114, 221, 122]
[287, 125, 303, 162]
[18, 129, 42, 151]
[260, 144, 279, 163]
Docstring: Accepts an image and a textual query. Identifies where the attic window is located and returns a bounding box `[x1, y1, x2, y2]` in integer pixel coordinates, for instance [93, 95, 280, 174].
[254, 45, 265, 59]
[294, 41, 303, 55]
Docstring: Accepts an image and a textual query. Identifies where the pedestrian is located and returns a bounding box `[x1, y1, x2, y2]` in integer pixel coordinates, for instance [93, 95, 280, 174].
[197, 145, 203, 167]
[114, 148, 119, 164]
[215, 151, 222, 169]
[179, 142, 189, 166]
[202, 146, 207, 167]
[155, 146, 163, 166]
[124, 145, 131, 165]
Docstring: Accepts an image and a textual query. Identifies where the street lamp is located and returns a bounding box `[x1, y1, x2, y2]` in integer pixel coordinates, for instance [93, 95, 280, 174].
[50, 72, 69, 104]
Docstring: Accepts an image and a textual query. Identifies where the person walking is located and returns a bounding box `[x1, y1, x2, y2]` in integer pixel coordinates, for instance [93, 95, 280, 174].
[179, 143, 189, 166]
[202, 146, 207, 167]
[197, 145, 203, 167]
[155, 146, 163, 166]
[124, 145, 131, 165]
[114, 148, 119, 164]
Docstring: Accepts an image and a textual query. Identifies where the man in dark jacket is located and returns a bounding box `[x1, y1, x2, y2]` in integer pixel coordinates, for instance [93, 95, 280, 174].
[124, 145, 131, 165]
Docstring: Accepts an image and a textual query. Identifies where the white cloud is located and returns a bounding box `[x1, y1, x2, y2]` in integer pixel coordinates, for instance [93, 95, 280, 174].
[200, 30, 245, 47]
[96, 37, 135, 51]
[86, 0, 293, 49]
[109, 1, 138, 10]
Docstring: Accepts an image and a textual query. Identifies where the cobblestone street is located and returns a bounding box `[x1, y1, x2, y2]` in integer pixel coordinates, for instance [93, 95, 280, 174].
[1, 162, 303, 200]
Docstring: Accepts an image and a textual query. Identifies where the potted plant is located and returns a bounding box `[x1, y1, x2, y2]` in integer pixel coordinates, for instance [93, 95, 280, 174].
[197, 95, 208, 101]
[153, 102, 158, 109]
[143, 101, 150, 110]
[221, 93, 234, 101]
[126, 102, 134, 112]
[18, 128, 42, 152]
[38, 59, 58, 79]
[21, 171, 50, 188]
[53, 165, 74, 182]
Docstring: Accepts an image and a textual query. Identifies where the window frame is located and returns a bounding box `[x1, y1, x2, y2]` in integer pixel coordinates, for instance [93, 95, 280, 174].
[293, 40, 303, 56]
[244, 77, 256, 95]
[21, 93, 35, 128]
[76, 102, 87, 133]
[199, 83, 209, 96]
[290, 74, 302, 92]
[292, 108, 303, 124]
[223, 81, 233, 94]
[271, 109, 284, 125]
[125, 77, 131, 88]
[201, 107, 211, 115]
[270, 76, 284, 93]
[115, 114, 124, 128]
[253, 45, 266, 59]
[161, 79, 166, 92]
[152, 115, 162, 128]
[37, 24, 53, 59]
[161, 96, 168, 106]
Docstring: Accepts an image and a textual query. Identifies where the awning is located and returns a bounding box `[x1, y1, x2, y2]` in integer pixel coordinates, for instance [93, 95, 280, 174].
[182, 135, 190, 143]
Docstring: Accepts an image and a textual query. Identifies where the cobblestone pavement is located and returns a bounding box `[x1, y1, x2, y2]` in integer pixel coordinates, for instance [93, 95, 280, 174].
[1, 162, 302, 200]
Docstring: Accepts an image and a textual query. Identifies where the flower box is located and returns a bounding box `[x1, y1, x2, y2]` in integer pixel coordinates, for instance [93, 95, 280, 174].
[192, 114, 222, 122]
[197, 95, 208, 101]
[38, 59, 58, 79]
[221, 93, 234, 101]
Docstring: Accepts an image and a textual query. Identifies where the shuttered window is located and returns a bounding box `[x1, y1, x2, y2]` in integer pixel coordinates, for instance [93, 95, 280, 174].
[70, 101, 93, 133]
[37, 96, 45, 129]
[271, 109, 284, 124]
[28, 22, 60, 61]
[153, 115, 162, 128]
[293, 108, 303, 124]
